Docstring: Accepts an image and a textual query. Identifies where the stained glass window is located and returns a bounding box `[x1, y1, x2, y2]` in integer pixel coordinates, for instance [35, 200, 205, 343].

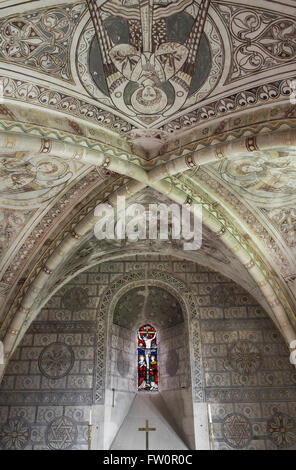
[138, 324, 158, 391]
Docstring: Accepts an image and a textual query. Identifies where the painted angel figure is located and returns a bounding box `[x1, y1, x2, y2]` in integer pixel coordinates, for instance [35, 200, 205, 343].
[87, 0, 210, 118]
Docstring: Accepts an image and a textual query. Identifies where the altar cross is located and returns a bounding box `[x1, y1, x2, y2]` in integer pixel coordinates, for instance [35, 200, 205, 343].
[138, 419, 156, 450]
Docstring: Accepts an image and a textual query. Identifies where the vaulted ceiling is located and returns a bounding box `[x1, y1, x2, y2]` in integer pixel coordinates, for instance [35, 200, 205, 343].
[0, 0, 296, 377]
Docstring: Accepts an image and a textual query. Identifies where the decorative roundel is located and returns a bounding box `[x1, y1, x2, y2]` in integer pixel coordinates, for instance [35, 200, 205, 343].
[36, 157, 68, 180]
[38, 342, 74, 379]
[46, 416, 77, 450]
[222, 413, 252, 449]
[227, 340, 262, 376]
[166, 349, 179, 377]
[62, 286, 89, 311]
[267, 412, 296, 448]
[0, 418, 31, 450]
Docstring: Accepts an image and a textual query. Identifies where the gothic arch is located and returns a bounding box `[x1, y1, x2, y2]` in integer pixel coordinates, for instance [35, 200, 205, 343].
[96, 270, 204, 403]
[1, 124, 296, 382]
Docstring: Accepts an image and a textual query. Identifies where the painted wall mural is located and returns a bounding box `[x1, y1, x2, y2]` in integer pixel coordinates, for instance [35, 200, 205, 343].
[45, 416, 78, 450]
[205, 148, 296, 267]
[0, 0, 294, 135]
[0, 3, 86, 82]
[0, 2, 295, 420]
[78, 0, 222, 127]
[216, 150, 296, 205]
[222, 413, 253, 449]
[193, 163, 296, 278]
[215, 3, 296, 82]
[0, 417, 31, 450]
[0, 208, 33, 259]
[0, 153, 75, 209]
[0, 150, 91, 276]
[0, 148, 92, 287]
[262, 207, 296, 248]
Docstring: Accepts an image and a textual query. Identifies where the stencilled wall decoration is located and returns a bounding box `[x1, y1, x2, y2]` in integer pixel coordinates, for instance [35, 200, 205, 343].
[45, 416, 78, 450]
[38, 343, 75, 380]
[267, 412, 296, 449]
[0, 257, 296, 449]
[0, 417, 31, 450]
[227, 340, 262, 376]
[222, 413, 253, 449]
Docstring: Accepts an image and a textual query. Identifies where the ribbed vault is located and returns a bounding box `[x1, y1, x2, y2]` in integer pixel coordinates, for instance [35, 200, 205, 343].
[0, 0, 296, 380]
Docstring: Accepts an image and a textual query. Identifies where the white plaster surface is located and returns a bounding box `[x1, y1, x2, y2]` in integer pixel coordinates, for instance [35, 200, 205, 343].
[110, 394, 189, 450]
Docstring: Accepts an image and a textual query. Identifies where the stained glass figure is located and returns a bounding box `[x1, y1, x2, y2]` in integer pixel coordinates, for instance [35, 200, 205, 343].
[138, 324, 158, 391]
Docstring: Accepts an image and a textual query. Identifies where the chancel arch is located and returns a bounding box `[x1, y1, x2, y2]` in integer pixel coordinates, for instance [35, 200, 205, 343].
[101, 271, 200, 450]
[1, 258, 296, 449]
[2, 122, 296, 380]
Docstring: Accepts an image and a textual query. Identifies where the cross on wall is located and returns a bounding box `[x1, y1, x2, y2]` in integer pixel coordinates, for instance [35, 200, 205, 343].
[138, 419, 156, 450]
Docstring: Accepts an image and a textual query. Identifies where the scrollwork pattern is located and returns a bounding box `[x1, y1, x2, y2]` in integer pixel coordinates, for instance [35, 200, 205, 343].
[216, 4, 296, 81]
[231, 11, 296, 73]
[0, 4, 86, 80]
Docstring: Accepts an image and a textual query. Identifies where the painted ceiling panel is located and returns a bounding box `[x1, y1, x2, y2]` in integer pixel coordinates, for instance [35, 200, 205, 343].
[0, 0, 294, 132]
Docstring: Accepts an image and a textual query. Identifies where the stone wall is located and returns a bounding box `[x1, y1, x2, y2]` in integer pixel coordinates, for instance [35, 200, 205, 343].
[109, 323, 134, 392]
[202, 314, 296, 450]
[0, 255, 295, 450]
[0, 270, 96, 449]
[159, 322, 190, 391]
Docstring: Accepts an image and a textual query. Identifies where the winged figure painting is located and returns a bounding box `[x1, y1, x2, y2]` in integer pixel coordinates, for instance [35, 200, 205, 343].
[86, 0, 210, 122]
